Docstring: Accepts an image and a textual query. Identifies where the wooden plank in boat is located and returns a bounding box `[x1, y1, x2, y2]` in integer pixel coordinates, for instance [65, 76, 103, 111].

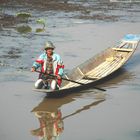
[101, 57, 125, 77]
[85, 61, 110, 77]
[86, 58, 116, 78]
[112, 48, 133, 52]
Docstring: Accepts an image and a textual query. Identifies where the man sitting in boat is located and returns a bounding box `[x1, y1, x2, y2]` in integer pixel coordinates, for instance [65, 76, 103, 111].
[31, 41, 64, 90]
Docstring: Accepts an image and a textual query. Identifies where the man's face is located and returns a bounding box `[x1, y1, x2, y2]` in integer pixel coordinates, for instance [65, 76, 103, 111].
[45, 48, 53, 56]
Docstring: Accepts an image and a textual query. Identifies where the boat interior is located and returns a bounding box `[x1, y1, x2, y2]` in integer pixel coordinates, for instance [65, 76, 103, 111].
[61, 40, 138, 89]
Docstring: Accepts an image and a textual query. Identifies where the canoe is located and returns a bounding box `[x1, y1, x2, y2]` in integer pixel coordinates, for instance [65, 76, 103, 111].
[34, 34, 140, 97]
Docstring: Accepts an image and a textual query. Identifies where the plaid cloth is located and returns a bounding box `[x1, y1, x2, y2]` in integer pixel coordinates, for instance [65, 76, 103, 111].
[45, 57, 53, 74]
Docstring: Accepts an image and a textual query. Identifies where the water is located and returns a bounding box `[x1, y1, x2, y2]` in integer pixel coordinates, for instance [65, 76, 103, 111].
[0, 1, 140, 140]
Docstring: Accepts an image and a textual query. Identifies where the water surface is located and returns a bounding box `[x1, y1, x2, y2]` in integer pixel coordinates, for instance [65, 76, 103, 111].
[0, 1, 140, 140]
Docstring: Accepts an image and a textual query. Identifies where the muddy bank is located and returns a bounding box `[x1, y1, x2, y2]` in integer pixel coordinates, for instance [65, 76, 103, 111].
[1, 0, 140, 29]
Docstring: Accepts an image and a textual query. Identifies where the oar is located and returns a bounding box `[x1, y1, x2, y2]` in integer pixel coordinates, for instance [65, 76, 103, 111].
[35, 70, 106, 91]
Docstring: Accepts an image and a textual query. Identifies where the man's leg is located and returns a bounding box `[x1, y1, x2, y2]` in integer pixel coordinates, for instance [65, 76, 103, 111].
[34, 79, 44, 89]
[50, 80, 58, 90]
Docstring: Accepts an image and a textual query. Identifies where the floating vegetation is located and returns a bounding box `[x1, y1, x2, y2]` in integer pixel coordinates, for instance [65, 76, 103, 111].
[16, 25, 32, 34]
[36, 19, 46, 27]
[35, 18, 46, 33]
[16, 12, 32, 22]
[16, 12, 31, 18]
[15, 13, 46, 33]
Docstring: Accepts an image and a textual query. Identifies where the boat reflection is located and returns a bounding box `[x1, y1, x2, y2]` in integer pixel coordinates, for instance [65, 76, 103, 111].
[30, 94, 105, 140]
[99, 68, 135, 88]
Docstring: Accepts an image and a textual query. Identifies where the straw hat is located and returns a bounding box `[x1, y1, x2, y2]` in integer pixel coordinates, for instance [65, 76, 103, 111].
[44, 41, 55, 50]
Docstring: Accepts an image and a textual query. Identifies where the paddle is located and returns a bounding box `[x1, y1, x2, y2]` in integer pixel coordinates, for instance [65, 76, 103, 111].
[35, 70, 106, 91]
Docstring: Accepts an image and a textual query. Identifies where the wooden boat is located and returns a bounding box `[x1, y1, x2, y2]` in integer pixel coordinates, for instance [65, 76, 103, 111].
[34, 34, 140, 97]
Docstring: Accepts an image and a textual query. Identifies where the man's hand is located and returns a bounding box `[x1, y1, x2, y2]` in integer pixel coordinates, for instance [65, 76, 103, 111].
[57, 75, 62, 80]
[31, 67, 36, 72]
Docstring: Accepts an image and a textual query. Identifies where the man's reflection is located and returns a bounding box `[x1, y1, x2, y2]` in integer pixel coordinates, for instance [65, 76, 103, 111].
[30, 93, 105, 140]
[30, 97, 74, 140]
[31, 110, 64, 140]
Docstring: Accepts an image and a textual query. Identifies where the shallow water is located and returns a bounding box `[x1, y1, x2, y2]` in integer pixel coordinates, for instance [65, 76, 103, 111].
[0, 1, 140, 140]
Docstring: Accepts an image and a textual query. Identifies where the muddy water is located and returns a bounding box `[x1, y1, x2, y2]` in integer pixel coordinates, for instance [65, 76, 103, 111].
[0, 1, 140, 140]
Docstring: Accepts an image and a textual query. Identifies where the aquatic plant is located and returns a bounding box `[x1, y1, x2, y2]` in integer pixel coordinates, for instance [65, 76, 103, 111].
[15, 12, 46, 34]
[16, 12, 31, 23]
[16, 12, 31, 18]
[36, 19, 46, 33]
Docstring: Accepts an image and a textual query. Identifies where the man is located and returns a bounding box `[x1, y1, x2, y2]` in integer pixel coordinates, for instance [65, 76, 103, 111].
[31, 41, 64, 90]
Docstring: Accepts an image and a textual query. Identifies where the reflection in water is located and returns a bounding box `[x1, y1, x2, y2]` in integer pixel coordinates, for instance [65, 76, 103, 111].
[31, 94, 105, 140]
[16, 25, 32, 34]
[31, 97, 75, 140]
[31, 98, 68, 140]
[31, 110, 64, 140]
[100, 68, 135, 88]
[36, 28, 45, 33]
[62, 99, 105, 120]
